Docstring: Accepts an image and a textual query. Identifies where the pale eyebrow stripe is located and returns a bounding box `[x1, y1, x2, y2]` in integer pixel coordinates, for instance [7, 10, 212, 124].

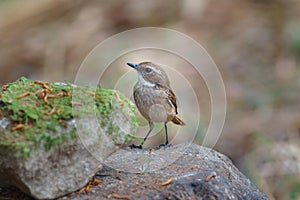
[147, 66, 161, 75]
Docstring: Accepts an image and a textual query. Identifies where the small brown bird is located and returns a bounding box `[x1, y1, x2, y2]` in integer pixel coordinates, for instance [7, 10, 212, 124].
[127, 61, 185, 149]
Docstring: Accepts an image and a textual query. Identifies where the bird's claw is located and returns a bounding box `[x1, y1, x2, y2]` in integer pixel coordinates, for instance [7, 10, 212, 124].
[157, 143, 172, 149]
[129, 144, 143, 149]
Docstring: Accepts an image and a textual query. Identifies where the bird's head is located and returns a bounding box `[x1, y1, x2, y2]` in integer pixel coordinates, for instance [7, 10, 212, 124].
[127, 61, 170, 86]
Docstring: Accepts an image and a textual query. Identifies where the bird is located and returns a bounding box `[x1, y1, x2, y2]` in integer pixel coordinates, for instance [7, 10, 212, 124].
[127, 61, 185, 149]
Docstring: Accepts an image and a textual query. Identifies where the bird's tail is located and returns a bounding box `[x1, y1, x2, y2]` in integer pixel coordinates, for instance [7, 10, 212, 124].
[172, 115, 186, 126]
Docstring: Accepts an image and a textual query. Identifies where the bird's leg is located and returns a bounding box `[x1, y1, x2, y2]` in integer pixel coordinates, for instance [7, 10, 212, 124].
[142, 121, 154, 145]
[165, 122, 169, 145]
[158, 122, 172, 148]
[130, 121, 154, 149]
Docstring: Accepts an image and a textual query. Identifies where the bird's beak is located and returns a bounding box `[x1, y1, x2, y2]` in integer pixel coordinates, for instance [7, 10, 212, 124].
[127, 62, 138, 69]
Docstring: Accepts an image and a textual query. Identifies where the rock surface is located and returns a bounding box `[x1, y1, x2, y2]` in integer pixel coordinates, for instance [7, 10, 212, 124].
[0, 144, 268, 199]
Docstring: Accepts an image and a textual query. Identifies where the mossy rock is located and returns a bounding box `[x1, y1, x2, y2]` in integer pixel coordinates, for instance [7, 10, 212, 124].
[0, 77, 139, 157]
[0, 77, 140, 199]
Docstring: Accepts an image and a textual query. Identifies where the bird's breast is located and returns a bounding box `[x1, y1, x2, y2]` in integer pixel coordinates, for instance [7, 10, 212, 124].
[133, 85, 175, 122]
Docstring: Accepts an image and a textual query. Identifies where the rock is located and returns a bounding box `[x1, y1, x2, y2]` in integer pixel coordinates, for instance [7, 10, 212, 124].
[0, 130, 104, 199]
[0, 144, 269, 199]
[0, 78, 138, 199]
[58, 143, 268, 200]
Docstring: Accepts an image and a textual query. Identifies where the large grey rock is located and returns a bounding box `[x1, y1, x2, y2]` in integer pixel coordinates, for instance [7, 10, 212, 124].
[0, 113, 135, 199]
[0, 144, 268, 199]
[56, 143, 268, 200]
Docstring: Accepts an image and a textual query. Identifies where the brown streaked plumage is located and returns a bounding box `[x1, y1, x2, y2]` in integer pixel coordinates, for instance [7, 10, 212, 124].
[127, 61, 185, 149]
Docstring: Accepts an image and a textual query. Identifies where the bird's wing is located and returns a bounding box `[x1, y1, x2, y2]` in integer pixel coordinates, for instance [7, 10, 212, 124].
[156, 84, 178, 114]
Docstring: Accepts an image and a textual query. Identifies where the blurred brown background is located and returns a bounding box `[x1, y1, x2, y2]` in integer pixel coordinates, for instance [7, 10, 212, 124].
[1, 0, 300, 199]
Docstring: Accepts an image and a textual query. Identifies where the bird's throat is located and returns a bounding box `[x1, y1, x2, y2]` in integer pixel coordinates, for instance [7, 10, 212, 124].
[138, 74, 156, 87]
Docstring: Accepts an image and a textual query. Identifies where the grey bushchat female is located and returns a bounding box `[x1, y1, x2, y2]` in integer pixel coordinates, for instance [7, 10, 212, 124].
[127, 61, 185, 149]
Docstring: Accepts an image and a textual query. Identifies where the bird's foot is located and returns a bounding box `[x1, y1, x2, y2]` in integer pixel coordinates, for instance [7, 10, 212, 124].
[156, 143, 172, 149]
[129, 144, 143, 149]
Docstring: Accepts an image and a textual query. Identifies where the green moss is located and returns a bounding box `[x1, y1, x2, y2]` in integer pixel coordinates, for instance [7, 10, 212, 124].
[0, 77, 138, 157]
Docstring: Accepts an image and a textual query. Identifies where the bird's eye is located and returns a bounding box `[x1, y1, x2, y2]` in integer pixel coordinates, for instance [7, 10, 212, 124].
[145, 67, 152, 73]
